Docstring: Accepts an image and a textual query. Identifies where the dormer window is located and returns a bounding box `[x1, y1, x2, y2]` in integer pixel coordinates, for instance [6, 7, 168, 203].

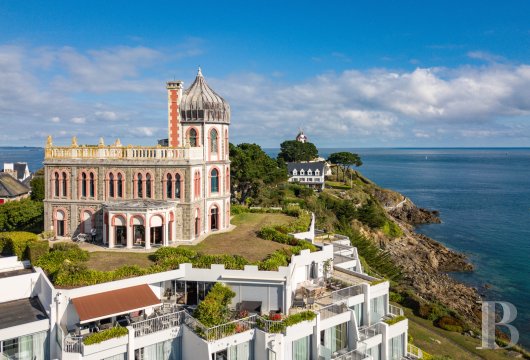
[307, 170, 312, 175]
[300, 170, 305, 175]
[292, 169, 297, 176]
[315, 170, 320, 176]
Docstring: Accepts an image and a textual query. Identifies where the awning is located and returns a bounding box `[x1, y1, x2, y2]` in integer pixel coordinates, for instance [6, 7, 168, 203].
[72, 284, 160, 324]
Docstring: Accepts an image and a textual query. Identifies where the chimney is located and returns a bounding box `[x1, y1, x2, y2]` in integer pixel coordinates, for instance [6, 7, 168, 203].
[167, 80, 184, 147]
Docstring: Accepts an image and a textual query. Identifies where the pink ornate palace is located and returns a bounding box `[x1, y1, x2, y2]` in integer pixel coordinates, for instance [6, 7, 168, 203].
[43, 69, 231, 248]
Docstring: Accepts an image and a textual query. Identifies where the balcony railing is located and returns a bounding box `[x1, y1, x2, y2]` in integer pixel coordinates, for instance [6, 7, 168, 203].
[182, 311, 257, 342]
[63, 335, 83, 353]
[389, 304, 404, 317]
[358, 324, 381, 341]
[256, 316, 285, 333]
[331, 285, 363, 302]
[333, 349, 372, 360]
[406, 344, 424, 359]
[45, 145, 203, 161]
[319, 302, 349, 320]
[132, 310, 185, 337]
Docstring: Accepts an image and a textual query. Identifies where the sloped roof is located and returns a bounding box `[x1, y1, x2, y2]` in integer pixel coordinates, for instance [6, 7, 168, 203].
[287, 161, 326, 173]
[71, 284, 160, 323]
[0, 173, 30, 198]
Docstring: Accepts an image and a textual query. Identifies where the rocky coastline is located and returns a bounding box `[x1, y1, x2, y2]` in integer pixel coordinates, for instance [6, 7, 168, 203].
[371, 191, 482, 327]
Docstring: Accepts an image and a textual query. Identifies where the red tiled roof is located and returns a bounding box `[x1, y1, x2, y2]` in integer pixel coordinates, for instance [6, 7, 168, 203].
[72, 284, 160, 323]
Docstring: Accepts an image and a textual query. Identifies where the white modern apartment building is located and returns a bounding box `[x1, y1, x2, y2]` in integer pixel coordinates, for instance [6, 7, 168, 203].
[0, 216, 412, 360]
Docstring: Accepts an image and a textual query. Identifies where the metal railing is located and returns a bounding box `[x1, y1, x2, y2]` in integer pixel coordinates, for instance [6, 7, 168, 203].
[331, 285, 363, 302]
[202, 315, 257, 341]
[63, 335, 83, 354]
[333, 349, 373, 360]
[319, 302, 349, 320]
[256, 316, 285, 333]
[406, 344, 423, 359]
[358, 324, 381, 341]
[389, 304, 404, 317]
[131, 310, 185, 337]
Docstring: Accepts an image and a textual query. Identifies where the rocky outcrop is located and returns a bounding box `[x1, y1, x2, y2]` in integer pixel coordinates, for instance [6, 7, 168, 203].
[357, 187, 482, 326]
[388, 200, 441, 225]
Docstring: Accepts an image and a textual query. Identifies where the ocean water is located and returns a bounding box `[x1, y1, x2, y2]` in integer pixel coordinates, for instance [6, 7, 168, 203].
[1, 147, 529, 346]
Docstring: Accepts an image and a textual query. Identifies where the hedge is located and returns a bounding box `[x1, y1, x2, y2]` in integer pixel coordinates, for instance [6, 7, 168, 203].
[27, 240, 49, 263]
[384, 315, 406, 325]
[0, 231, 39, 260]
[83, 327, 128, 345]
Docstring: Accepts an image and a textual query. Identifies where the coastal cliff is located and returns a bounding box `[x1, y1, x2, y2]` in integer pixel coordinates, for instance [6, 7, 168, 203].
[369, 192, 482, 326]
[326, 171, 483, 329]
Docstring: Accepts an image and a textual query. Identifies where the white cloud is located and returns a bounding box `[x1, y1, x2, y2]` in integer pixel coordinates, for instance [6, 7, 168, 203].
[70, 117, 86, 124]
[95, 111, 119, 121]
[1, 43, 530, 147]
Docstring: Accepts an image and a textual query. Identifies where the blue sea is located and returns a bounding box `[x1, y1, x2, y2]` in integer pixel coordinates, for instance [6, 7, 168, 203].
[1, 146, 529, 347]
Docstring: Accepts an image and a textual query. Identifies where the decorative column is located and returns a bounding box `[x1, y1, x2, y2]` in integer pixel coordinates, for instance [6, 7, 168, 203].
[164, 220, 169, 246]
[145, 222, 151, 250]
[126, 217, 133, 249]
[108, 221, 115, 248]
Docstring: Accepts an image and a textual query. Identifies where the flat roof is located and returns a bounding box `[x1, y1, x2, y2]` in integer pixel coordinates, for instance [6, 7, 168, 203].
[0, 297, 48, 330]
[72, 284, 160, 323]
[0, 268, 34, 279]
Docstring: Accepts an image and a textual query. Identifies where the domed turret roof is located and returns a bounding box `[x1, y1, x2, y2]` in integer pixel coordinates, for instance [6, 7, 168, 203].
[180, 68, 230, 123]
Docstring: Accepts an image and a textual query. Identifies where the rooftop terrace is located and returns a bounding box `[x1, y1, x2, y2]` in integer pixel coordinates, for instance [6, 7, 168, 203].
[0, 297, 47, 330]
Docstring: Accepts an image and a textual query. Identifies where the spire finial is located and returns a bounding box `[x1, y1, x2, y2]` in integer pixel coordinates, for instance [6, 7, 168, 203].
[197, 66, 203, 77]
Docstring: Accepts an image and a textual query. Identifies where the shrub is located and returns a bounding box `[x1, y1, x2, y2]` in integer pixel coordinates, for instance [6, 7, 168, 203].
[231, 204, 249, 215]
[384, 315, 406, 325]
[83, 327, 128, 345]
[0, 231, 38, 259]
[283, 311, 316, 327]
[194, 283, 235, 327]
[435, 316, 464, 333]
[389, 291, 404, 304]
[0, 199, 44, 232]
[27, 240, 49, 263]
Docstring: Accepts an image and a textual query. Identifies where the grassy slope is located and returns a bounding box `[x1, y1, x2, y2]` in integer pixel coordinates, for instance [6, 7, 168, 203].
[404, 307, 519, 360]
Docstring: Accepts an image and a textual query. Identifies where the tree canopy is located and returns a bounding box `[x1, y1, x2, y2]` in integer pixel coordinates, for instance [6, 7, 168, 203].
[229, 143, 287, 204]
[277, 140, 318, 162]
[0, 199, 43, 232]
[30, 168, 45, 202]
[328, 152, 363, 181]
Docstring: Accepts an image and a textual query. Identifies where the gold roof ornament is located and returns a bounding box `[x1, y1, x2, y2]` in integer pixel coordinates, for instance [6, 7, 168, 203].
[71, 136, 78, 147]
[98, 137, 105, 147]
[46, 135, 53, 147]
[114, 138, 122, 147]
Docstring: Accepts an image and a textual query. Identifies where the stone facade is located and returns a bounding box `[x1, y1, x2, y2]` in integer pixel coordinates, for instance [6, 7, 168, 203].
[43, 69, 231, 247]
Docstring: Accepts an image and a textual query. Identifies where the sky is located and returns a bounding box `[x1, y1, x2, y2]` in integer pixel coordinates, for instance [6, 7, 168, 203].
[1, 0, 530, 148]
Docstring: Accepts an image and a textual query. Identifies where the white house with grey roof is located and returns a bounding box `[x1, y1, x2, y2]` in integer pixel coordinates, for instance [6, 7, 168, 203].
[287, 162, 326, 190]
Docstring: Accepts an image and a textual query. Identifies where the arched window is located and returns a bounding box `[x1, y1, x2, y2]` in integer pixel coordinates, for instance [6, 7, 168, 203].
[137, 174, 143, 198]
[146, 173, 152, 198]
[81, 173, 87, 197]
[117, 173, 123, 198]
[62, 172, 67, 197]
[210, 129, 218, 154]
[175, 173, 181, 199]
[89, 173, 95, 197]
[189, 128, 198, 147]
[54, 172, 60, 197]
[166, 173, 173, 199]
[210, 169, 219, 193]
[109, 173, 115, 198]
[226, 167, 230, 193]
[194, 171, 201, 199]
[210, 206, 219, 230]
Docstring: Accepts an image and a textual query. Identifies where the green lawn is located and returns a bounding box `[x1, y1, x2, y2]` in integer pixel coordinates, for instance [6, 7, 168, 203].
[86, 251, 153, 271]
[182, 212, 293, 262]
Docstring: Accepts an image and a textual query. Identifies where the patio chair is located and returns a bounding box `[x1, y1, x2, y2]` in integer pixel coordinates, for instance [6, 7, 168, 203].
[306, 297, 315, 309]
